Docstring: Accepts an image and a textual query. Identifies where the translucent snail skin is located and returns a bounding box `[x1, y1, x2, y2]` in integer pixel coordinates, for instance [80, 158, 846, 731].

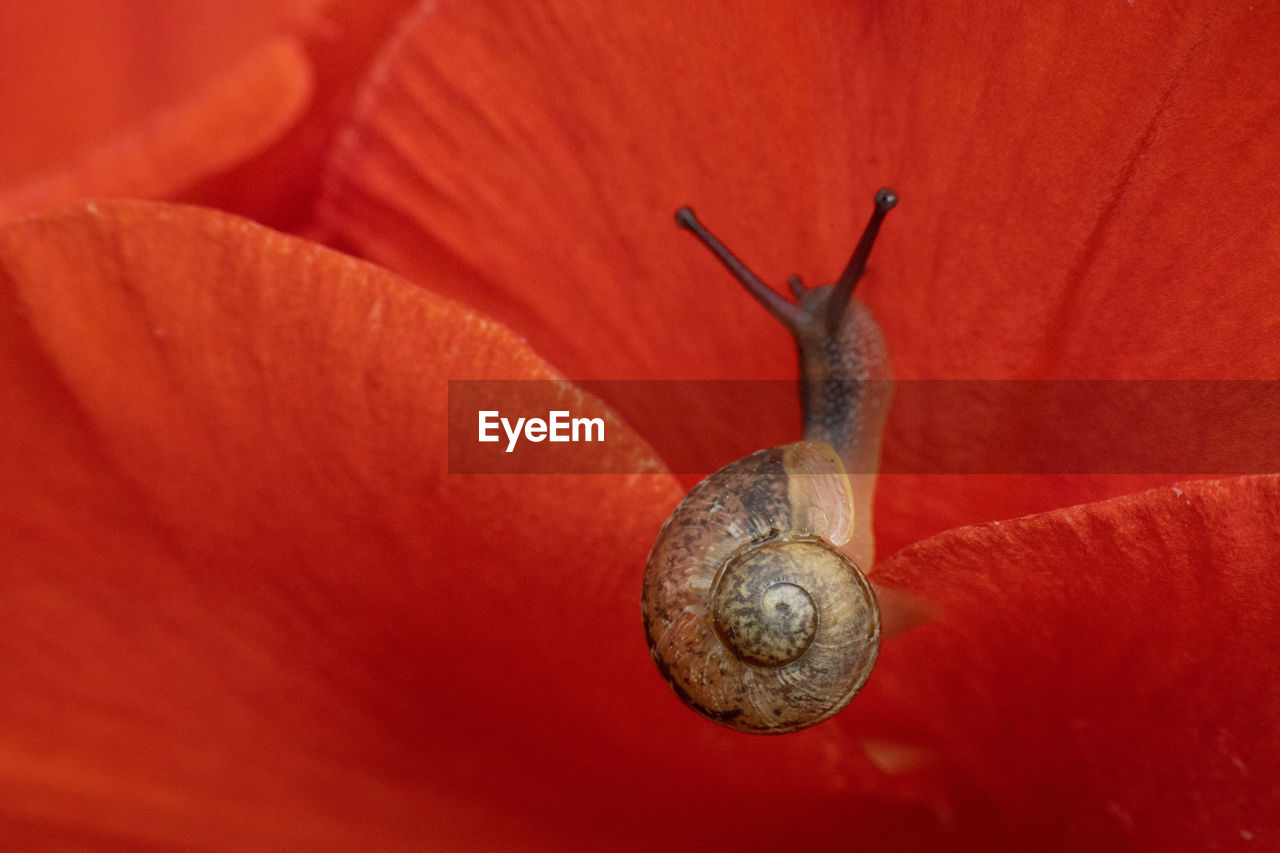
[642, 190, 898, 734]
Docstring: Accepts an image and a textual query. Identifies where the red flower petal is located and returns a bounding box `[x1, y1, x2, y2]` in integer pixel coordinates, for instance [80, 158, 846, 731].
[314, 0, 862, 483]
[849, 3, 1280, 382]
[0, 2, 319, 219]
[863, 475, 1280, 849]
[181, 0, 424, 231]
[317, 0, 838, 384]
[0, 202, 980, 849]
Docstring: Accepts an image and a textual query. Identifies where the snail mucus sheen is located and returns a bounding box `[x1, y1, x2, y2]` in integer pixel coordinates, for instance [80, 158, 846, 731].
[642, 190, 898, 734]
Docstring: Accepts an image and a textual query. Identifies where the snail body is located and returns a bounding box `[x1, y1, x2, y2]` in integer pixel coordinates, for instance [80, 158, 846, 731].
[642, 191, 897, 734]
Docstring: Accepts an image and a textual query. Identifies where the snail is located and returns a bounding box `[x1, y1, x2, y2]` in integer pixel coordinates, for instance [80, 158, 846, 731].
[642, 189, 898, 734]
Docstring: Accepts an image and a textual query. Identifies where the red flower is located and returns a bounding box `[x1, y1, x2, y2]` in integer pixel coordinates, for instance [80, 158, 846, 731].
[2, 1, 1277, 849]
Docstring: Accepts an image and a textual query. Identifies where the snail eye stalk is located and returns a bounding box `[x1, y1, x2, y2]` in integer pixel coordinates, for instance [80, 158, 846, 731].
[674, 188, 899, 335]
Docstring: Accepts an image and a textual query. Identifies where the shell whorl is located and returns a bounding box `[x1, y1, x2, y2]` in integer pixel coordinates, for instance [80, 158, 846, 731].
[642, 441, 881, 734]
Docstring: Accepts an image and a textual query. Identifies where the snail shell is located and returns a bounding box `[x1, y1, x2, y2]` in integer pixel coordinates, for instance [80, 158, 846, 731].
[642, 441, 880, 734]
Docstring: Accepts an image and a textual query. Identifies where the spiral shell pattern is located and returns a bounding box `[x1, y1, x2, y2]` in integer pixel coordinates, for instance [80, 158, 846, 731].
[642, 441, 881, 733]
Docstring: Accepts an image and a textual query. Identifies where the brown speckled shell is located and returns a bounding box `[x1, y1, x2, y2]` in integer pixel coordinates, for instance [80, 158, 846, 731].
[642, 441, 881, 734]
